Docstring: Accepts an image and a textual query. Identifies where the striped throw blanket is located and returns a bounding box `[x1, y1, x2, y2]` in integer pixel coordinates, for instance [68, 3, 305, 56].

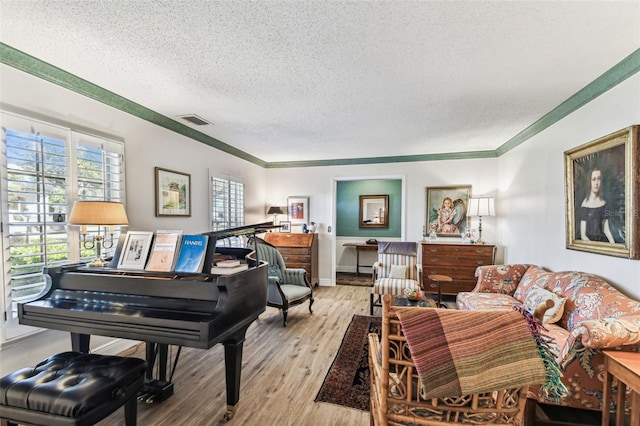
[395, 307, 548, 399]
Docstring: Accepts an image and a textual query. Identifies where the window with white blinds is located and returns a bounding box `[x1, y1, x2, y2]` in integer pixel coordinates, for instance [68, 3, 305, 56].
[210, 172, 244, 246]
[1, 111, 125, 341]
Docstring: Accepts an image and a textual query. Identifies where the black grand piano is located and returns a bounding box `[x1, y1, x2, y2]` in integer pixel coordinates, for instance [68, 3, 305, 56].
[18, 223, 271, 421]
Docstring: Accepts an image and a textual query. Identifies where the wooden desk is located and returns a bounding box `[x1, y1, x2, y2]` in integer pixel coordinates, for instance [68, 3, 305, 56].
[603, 350, 640, 426]
[343, 243, 378, 275]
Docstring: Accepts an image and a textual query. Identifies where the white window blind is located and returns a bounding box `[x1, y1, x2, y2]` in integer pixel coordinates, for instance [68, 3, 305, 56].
[210, 172, 244, 246]
[1, 111, 125, 341]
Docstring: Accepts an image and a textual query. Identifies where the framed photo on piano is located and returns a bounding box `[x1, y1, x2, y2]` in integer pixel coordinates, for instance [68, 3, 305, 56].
[118, 231, 154, 270]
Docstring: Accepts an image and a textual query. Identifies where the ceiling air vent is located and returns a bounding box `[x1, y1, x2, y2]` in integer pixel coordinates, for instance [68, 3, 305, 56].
[177, 114, 213, 126]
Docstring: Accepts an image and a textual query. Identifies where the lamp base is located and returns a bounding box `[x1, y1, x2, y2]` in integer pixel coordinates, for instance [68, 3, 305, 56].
[88, 257, 109, 268]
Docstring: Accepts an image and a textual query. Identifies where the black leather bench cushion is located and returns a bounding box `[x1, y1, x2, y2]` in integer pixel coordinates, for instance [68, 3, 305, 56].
[0, 352, 146, 418]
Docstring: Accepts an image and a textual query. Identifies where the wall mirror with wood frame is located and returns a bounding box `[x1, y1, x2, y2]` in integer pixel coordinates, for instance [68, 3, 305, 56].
[359, 195, 389, 228]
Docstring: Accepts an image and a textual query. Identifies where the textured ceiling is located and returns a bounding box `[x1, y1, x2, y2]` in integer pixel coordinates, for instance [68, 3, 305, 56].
[1, 1, 639, 164]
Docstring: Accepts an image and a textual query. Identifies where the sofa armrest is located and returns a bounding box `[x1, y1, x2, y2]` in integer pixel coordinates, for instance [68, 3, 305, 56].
[568, 314, 640, 350]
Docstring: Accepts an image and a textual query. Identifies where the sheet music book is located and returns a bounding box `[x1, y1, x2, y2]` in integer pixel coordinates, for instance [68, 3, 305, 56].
[211, 263, 249, 275]
[145, 230, 183, 272]
[174, 235, 209, 273]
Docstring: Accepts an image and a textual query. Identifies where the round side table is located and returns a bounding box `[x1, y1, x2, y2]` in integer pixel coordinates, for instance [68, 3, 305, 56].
[427, 274, 452, 308]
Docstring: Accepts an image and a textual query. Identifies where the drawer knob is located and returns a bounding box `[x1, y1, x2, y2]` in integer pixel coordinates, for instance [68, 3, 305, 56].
[429, 283, 438, 288]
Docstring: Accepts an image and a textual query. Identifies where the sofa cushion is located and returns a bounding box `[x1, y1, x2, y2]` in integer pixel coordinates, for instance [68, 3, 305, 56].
[456, 292, 518, 311]
[473, 264, 530, 295]
[522, 286, 566, 324]
[513, 265, 552, 302]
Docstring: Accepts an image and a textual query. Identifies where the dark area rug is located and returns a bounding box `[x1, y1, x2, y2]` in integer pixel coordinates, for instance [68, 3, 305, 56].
[336, 272, 371, 287]
[315, 314, 381, 411]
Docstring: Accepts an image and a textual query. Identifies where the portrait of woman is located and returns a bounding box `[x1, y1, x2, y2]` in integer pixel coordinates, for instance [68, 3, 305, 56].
[565, 125, 639, 259]
[579, 167, 614, 243]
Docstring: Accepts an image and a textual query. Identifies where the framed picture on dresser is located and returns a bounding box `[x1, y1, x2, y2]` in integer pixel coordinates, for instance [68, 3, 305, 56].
[564, 125, 639, 259]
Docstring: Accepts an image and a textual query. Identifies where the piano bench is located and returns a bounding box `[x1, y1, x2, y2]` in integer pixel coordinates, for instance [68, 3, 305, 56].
[0, 351, 146, 426]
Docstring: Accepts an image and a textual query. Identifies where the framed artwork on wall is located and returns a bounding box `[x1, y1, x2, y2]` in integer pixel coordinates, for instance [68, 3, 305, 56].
[155, 167, 191, 217]
[359, 194, 389, 228]
[425, 185, 472, 237]
[287, 196, 309, 226]
[564, 125, 639, 259]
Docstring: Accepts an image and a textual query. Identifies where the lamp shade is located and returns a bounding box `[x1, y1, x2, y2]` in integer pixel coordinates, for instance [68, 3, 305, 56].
[467, 197, 495, 217]
[69, 201, 129, 225]
[267, 206, 285, 215]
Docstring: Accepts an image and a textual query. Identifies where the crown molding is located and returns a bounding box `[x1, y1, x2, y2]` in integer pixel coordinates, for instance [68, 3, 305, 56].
[2, 43, 638, 168]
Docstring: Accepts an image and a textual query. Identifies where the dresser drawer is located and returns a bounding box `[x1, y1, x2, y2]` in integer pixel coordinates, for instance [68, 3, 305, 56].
[424, 281, 475, 295]
[281, 255, 311, 265]
[423, 255, 493, 267]
[422, 245, 494, 257]
[278, 247, 311, 255]
[422, 265, 479, 279]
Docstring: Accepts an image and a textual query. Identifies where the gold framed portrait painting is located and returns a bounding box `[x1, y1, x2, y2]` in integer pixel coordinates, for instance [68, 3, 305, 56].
[425, 185, 472, 237]
[564, 125, 639, 259]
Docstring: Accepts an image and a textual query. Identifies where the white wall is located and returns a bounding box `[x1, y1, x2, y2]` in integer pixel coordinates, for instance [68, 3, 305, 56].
[498, 73, 640, 299]
[265, 158, 500, 285]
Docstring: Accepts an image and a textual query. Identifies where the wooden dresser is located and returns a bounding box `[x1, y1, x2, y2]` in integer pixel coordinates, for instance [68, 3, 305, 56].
[421, 243, 496, 296]
[263, 232, 319, 287]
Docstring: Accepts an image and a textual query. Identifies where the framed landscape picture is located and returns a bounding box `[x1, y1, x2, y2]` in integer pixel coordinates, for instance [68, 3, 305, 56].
[287, 196, 309, 226]
[425, 185, 472, 237]
[564, 125, 639, 259]
[155, 167, 191, 217]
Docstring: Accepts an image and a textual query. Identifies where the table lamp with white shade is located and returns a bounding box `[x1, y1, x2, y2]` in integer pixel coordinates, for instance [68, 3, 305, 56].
[467, 197, 495, 244]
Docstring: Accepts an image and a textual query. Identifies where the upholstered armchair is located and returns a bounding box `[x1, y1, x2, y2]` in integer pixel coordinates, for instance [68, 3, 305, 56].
[249, 237, 313, 326]
[370, 241, 421, 315]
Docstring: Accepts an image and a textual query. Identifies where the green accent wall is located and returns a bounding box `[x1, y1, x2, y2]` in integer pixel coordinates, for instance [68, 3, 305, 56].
[336, 179, 402, 237]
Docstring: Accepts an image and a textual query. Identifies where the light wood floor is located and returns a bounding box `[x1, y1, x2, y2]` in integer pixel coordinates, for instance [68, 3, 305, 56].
[98, 284, 372, 426]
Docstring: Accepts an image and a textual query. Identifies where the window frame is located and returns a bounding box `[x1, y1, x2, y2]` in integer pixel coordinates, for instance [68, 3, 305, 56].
[1, 110, 126, 342]
[209, 171, 245, 246]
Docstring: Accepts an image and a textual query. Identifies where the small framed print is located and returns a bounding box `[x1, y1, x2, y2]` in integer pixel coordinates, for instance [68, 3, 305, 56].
[279, 221, 291, 232]
[287, 196, 309, 226]
[117, 231, 154, 270]
[155, 167, 191, 217]
[564, 125, 639, 259]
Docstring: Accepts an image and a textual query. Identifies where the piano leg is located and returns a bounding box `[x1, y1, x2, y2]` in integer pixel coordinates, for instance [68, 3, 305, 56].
[71, 333, 90, 353]
[145, 343, 170, 380]
[222, 326, 250, 421]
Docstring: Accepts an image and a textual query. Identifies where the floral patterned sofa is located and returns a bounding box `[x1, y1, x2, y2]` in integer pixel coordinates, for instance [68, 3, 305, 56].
[456, 264, 640, 418]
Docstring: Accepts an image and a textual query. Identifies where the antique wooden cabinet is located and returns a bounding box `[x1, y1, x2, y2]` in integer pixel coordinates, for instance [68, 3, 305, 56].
[421, 243, 496, 296]
[263, 232, 319, 287]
